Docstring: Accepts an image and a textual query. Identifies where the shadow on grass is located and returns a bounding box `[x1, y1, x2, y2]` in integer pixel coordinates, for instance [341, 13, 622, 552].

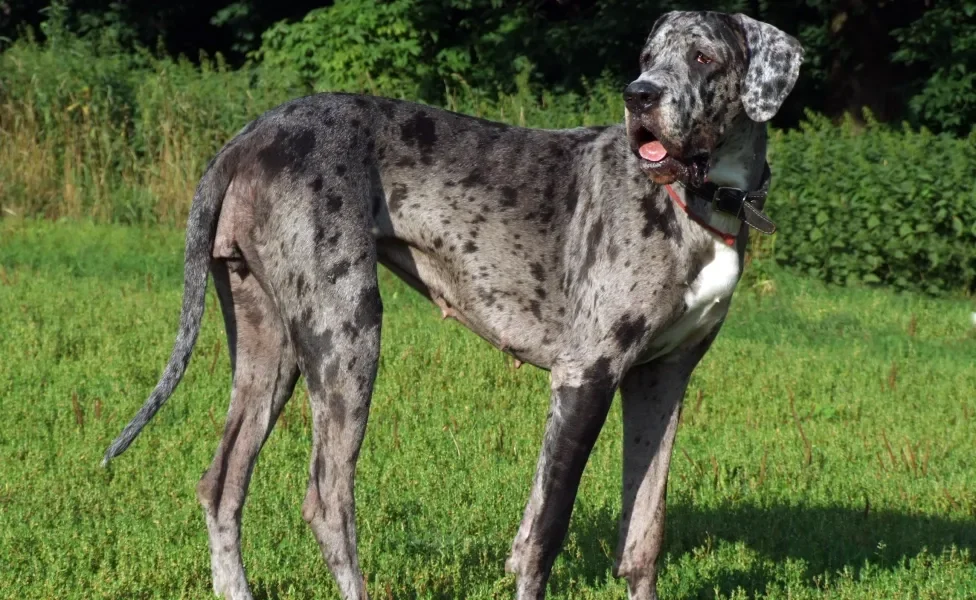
[568, 501, 976, 598]
[250, 501, 975, 599]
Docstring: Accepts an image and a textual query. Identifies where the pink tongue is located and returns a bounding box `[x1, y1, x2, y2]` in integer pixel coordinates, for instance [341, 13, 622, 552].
[639, 141, 668, 162]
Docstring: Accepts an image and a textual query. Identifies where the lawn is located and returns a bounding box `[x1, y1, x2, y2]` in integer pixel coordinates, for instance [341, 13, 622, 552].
[1, 218, 974, 599]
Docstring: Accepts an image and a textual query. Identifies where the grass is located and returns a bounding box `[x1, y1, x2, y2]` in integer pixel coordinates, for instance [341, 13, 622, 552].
[1, 218, 975, 599]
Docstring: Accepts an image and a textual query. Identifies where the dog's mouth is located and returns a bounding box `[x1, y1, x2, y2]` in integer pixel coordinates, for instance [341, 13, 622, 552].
[629, 122, 709, 187]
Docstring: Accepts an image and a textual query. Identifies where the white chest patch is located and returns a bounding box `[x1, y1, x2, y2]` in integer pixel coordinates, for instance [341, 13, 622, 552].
[644, 240, 741, 362]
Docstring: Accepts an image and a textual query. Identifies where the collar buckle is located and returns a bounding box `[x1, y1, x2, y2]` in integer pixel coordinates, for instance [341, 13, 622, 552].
[689, 163, 777, 236]
[711, 187, 748, 218]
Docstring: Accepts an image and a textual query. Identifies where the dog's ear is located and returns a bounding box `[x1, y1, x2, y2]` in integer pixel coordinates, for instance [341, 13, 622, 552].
[734, 13, 804, 122]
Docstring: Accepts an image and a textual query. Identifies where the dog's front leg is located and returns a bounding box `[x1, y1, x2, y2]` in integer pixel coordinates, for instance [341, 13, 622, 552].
[613, 341, 713, 600]
[506, 360, 618, 599]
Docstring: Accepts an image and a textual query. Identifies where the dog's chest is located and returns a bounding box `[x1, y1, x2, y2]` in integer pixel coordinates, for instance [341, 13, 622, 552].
[643, 240, 740, 362]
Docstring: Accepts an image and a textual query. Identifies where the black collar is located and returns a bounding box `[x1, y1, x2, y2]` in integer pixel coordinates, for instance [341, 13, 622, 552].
[683, 163, 776, 235]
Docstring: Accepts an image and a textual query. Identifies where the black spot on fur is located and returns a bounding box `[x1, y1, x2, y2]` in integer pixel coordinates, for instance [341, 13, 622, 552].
[538, 204, 555, 224]
[335, 164, 347, 176]
[459, 169, 485, 188]
[530, 262, 545, 282]
[543, 180, 556, 203]
[309, 177, 323, 192]
[325, 260, 351, 282]
[388, 184, 408, 213]
[400, 112, 438, 163]
[257, 128, 317, 181]
[354, 285, 382, 331]
[580, 217, 604, 278]
[379, 100, 396, 119]
[500, 186, 518, 207]
[613, 314, 647, 351]
[529, 300, 542, 320]
[583, 356, 614, 386]
[478, 288, 497, 307]
[326, 194, 343, 212]
[290, 326, 334, 393]
[433, 237, 444, 249]
[639, 191, 682, 242]
[463, 241, 478, 254]
[565, 176, 579, 213]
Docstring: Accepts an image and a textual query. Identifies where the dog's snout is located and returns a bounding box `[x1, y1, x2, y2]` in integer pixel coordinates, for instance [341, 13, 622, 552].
[623, 80, 664, 112]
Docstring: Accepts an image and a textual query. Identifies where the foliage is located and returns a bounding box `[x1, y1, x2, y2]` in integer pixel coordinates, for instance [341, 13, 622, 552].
[767, 111, 976, 295]
[255, 0, 548, 102]
[1, 219, 975, 598]
[256, 0, 434, 99]
[892, 0, 976, 136]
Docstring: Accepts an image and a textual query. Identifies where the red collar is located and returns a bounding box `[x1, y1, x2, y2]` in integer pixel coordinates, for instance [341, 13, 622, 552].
[664, 184, 739, 247]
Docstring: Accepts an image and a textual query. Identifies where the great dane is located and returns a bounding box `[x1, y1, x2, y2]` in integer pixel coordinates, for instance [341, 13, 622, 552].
[104, 10, 802, 600]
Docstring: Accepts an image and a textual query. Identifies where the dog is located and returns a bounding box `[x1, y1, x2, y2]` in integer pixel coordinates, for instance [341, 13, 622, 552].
[103, 10, 802, 600]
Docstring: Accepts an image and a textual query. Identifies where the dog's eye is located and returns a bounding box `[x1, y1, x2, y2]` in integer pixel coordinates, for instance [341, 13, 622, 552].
[695, 52, 713, 65]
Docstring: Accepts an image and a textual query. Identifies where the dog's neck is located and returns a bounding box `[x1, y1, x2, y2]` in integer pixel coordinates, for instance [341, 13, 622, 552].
[705, 115, 768, 192]
[663, 116, 774, 246]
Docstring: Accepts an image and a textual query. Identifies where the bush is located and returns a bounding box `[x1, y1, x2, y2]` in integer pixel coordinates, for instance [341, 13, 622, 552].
[256, 0, 432, 99]
[766, 111, 976, 295]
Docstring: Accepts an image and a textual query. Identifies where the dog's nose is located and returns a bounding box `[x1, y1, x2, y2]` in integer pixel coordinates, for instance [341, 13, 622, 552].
[623, 81, 664, 112]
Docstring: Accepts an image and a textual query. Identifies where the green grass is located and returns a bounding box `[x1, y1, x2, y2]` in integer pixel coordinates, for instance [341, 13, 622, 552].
[1, 218, 974, 599]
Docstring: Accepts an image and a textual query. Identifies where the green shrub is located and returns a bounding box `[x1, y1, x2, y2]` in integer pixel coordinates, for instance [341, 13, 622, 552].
[892, 0, 976, 136]
[766, 111, 976, 295]
[256, 0, 430, 99]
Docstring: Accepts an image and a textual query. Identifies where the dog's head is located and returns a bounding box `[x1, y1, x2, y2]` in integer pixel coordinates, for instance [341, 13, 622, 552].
[625, 11, 803, 186]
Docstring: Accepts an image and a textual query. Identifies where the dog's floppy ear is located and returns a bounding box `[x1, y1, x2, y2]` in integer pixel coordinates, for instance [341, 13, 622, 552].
[734, 13, 804, 122]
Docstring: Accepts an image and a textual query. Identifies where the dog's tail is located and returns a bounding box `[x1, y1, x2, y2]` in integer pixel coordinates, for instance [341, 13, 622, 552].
[102, 145, 241, 466]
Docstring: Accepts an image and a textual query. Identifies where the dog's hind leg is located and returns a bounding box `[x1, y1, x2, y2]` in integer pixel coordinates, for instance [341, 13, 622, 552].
[292, 267, 381, 600]
[612, 338, 714, 600]
[266, 174, 382, 600]
[197, 259, 300, 600]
